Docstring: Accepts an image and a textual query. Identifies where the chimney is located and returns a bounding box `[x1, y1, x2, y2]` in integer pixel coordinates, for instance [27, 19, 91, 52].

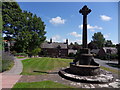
[66, 39, 68, 44]
[50, 38, 52, 43]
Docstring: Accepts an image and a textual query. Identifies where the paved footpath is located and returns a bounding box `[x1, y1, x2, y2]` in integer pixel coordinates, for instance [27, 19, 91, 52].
[1, 58, 27, 89]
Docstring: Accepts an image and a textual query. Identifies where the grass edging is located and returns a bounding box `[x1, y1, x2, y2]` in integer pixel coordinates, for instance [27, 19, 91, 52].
[100, 66, 120, 74]
[12, 80, 74, 88]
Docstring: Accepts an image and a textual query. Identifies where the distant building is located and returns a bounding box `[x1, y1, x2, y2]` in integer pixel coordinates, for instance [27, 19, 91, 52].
[68, 49, 77, 55]
[3, 40, 16, 52]
[90, 49, 100, 55]
[40, 39, 68, 58]
[98, 47, 117, 57]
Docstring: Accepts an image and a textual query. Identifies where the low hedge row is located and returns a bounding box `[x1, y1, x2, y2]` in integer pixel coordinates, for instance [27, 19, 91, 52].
[1, 52, 14, 72]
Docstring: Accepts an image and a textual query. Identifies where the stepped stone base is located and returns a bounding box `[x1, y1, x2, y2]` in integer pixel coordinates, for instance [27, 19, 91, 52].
[59, 68, 115, 84]
[70, 64, 100, 76]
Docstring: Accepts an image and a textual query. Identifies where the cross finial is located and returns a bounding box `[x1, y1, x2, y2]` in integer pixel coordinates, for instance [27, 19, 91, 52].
[79, 5, 91, 16]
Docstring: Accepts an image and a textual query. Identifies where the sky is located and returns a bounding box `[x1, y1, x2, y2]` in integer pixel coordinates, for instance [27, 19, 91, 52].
[17, 2, 118, 44]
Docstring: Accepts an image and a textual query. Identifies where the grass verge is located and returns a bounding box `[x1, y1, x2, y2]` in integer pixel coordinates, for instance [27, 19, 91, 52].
[16, 57, 26, 59]
[100, 66, 120, 74]
[12, 80, 74, 88]
[21, 57, 72, 75]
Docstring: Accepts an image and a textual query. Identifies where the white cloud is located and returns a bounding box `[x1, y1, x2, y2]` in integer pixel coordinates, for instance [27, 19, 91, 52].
[90, 30, 95, 32]
[62, 39, 67, 42]
[79, 24, 103, 31]
[68, 32, 82, 37]
[104, 33, 111, 39]
[100, 15, 112, 21]
[112, 41, 118, 45]
[76, 39, 82, 44]
[49, 16, 65, 25]
[52, 35, 61, 42]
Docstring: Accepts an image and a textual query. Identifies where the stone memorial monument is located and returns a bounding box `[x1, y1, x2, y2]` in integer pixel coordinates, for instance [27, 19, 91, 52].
[59, 5, 114, 83]
[70, 5, 100, 76]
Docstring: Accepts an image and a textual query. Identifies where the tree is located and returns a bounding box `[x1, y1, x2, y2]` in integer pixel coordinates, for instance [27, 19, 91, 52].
[14, 11, 46, 56]
[2, 2, 23, 52]
[2, 2, 46, 57]
[88, 41, 98, 50]
[74, 42, 79, 45]
[70, 42, 73, 45]
[92, 32, 105, 48]
[2, 2, 22, 40]
[105, 40, 115, 47]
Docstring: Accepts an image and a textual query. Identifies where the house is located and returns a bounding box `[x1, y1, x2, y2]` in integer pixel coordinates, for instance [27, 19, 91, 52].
[90, 49, 100, 55]
[98, 47, 117, 57]
[40, 39, 68, 58]
[68, 49, 77, 55]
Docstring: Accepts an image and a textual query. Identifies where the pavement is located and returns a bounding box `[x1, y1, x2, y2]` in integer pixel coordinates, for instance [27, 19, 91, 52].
[94, 58, 120, 71]
[1, 58, 27, 89]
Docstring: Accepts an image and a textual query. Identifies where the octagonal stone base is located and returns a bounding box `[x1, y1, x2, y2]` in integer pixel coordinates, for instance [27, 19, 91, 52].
[59, 68, 115, 84]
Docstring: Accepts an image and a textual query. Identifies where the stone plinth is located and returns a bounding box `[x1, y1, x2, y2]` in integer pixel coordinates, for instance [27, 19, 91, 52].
[70, 64, 100, 76]
[79, 54, 93, 65]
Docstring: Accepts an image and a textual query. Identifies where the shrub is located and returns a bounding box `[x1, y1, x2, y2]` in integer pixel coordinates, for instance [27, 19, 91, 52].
[98, 54, 108, 60]
[110, 54, 118, 59]
[68, 53, 75, 57]
[31, 48, 41, 56]
[15, 53, 27, 57]
[2, 52, 14, 72]
[11, 51, 17, 56]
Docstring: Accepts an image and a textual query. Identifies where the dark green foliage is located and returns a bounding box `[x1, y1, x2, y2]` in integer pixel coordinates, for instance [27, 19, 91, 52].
[99, 55, 108, 60]
[2, 2, 22, 40]
[105, 40, 114, 47]
[15, 53, 27, 57]
[16, 11, 46, 56]
[88, 41, 98, 49]
[92, 32, 105, 48]
[2, 2, 46, 56]
[68, 53, 75, 57]
[110, 54, 118, 59]
[98, 54, 118, 60]
[2, 51, 14, 72]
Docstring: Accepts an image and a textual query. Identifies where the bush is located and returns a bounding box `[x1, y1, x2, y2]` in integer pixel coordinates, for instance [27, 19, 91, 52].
[68, 53, 75, 57]
[15, 53, 27, 57]
[98, 54, 118, 60]
[2, 52, 14, 72]
[110, 54, 118, 59]
[11, 51, 17, 56]
[98, 54, 108, 60]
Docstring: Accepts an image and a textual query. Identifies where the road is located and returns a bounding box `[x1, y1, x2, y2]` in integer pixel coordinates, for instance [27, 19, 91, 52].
[94, 58, 120, 71]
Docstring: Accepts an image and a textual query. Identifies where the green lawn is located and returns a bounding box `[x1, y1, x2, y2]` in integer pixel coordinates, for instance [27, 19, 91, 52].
[16, 57, 26, 59]
[100, 66, 120, 74]
[21, 57, 72, 75]
[12, 80, 74, 88]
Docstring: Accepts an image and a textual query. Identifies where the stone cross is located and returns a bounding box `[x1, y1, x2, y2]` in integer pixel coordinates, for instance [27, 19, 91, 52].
[79, 5, 91, 48]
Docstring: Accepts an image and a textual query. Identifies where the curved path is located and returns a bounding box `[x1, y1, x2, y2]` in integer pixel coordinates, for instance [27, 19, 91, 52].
[94, 58, 120, 71]
[2, 57, 27, 88]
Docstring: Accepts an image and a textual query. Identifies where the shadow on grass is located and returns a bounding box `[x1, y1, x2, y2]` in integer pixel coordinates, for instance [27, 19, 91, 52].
[106, 63, 120, 69]
[33, 70, 58, 74]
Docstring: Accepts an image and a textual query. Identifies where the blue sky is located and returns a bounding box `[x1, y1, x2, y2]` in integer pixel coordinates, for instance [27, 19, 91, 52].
[17, 2, 118, 44]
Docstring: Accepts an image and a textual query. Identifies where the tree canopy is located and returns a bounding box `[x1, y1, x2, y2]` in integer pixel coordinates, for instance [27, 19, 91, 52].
[92, 32, 105, 49]
[2, 2, 46, 56]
